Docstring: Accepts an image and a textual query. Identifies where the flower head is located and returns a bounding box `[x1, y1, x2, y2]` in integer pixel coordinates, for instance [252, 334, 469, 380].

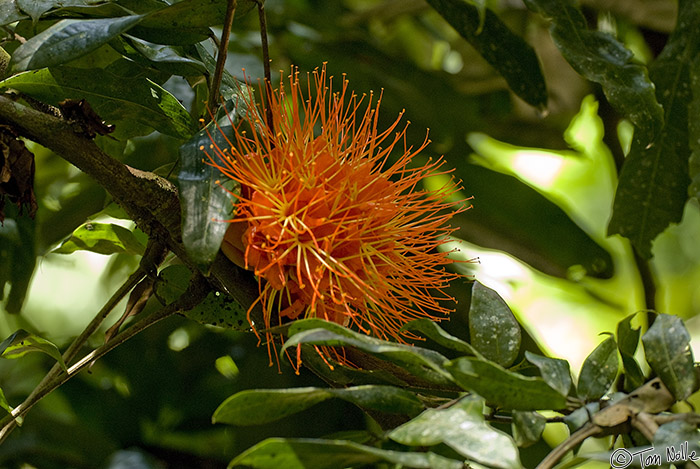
[210, 65, 468, 364]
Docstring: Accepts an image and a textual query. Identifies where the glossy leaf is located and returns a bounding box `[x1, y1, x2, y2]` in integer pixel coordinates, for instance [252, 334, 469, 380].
[468, 281, 520, 367]
[401, 318, 481, 357]
[213, 385, 423, 426]
[608, 0, 698, 257]
[0, 329, 66, 371]
[525, 351, 572, 397]
[16, 0, 106, 22]
[0, 1, 27, 26]
[426, 0, 547, 108]
[577, 336, 619, 401]
[617, 314, 644, 391]
[179, 103, 242, 265]
[230, 438, 464, 469]
[112, 35, 206, 76]
[11, 16, 144, 71]
[389, 395, 520, 469]
[642, 314, 696, 400]
[524, 0, 663, 134]
[0, 66, 197, 139]
[512, 410, 546, 448]
[53, 222, 145, 256]
[284, 319, 454, 387]
[689, 54, 700, 202]
[445, 356, 567, 410]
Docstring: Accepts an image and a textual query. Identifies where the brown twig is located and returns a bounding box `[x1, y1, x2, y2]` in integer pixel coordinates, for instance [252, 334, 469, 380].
[207, 0, 238, 115]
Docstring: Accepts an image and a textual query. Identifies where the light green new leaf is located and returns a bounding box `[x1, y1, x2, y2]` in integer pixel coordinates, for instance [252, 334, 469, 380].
[525, 351, 572, 397]
[445, 356, 567, 410]
[389, 395, 520, 469]
[0, 387, 12, 416]
[426, 0, 547, 108]
[616, 314, 644, 391]
[577, 335, 619, 401]
[12, 16, 144, 71]
[53, 222, 145, 256]
[0, 67, 197, 139]
[524, 0, 663, 135]
[642, 314, 696, 400]
[608, 0, 698, 257]
[469, 281, 521, 367]
[284, 319, 454, 387]
[0, 330, 66, 371]
[213, 385, 423, 426]
[230, 438, 464, 469]
[512, 410, 546, 448]
[401, 318, 481, 357]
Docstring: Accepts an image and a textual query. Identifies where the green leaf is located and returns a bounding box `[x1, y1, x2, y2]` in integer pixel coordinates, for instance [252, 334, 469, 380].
[230, 438, 464, 469]
[468, 281, 521, 367]
[445, 356, 567, 410]
[577, 335, 619, 401]
[11, 16, 144, 72]
[512, 410, 546, 447]
[524, 351, 572, 397]
[0, 66, 197, 139]
[213, 385, 423, 426]
[425, 0, 547, 108]
[156, 265, 249, 331]
[389, 395, 520, 469]
[401, 318, 481, 357]
[0, 387, 12, 416]
[617, 314, 644, 391]
[112, 35, 206, 76]
[689, 55, 700, 202]
[642, 314, 696, 400]
[0, 211, 36, 315]
[0, 1, 28, 27]
[53, 222, 145, 256]
[284, 319, 454, 387]
[653, 420, 700, 459]
[179, 106, 242, 265]
[523, 0, 663, 135]
[16, 0, 106, 23]
[608, 0, 699, 257]
[0, 329, 67, 371]
[140, 0, 230, 29]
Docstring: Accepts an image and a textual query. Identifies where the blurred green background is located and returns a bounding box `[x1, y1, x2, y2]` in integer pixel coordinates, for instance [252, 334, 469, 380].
[1, 0, 698, 467]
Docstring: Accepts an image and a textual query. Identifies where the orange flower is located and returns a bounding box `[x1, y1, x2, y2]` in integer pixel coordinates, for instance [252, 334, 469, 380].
[209, 64, 469, 365]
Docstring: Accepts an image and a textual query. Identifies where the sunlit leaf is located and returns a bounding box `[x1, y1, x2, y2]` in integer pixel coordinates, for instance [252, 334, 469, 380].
[0, 66, 197, 139]
[524, 351, 572, 397]
[426, 0, 547, 108]
[642, 314, 696, 400]
[523, 0, 663, 134]
[469, 281, 520, 367]
[0, 329, 67, 371]
[512, 410, 546, 447]
[389, 395, 520, 469]
[230, 438, 464, 469]
[213, 385, 423, 426]
[608, 0, 698, 257]
[445, 356, 567, 410]
[577, 335, 619, 401]
[53, 222, 145, 256]
[11, 16, 144, 71]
